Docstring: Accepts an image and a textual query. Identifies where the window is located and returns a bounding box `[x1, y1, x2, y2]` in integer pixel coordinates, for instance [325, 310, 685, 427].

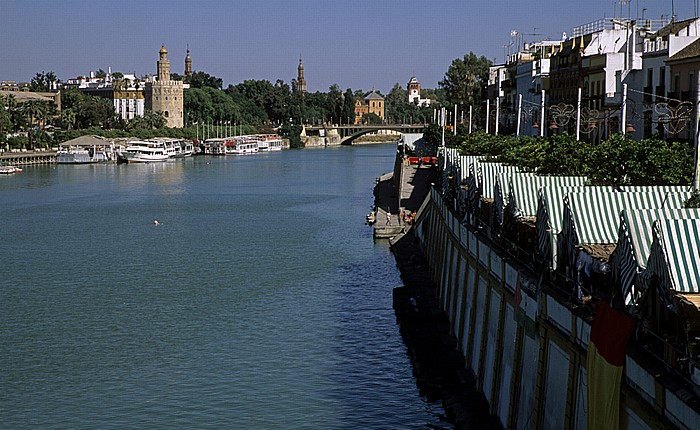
[673, 73, 680, 92]
[164, 111, 169, 118]
[689, 72, 695, 92]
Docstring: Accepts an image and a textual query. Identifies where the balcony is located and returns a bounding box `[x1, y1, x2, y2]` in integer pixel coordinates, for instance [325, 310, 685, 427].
[643, 86, 653, 104]
[656, 85, 666, 98]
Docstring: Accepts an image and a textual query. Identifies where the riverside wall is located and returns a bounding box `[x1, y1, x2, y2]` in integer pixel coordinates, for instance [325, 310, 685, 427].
[394, 183, 699, 429]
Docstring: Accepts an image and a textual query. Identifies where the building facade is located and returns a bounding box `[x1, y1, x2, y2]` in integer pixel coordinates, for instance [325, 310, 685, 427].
[145, 44, 184, 128]
[407, 76, 431, 107]
[354, 90, 385, 124]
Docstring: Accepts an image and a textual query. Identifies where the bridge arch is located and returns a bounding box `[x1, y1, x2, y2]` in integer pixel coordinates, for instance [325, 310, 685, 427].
[338, 125, 426, 145]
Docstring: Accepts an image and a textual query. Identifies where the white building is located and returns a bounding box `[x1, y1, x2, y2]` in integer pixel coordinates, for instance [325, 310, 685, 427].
[407, 76, 431, 107]
[66, 67, 145, 121]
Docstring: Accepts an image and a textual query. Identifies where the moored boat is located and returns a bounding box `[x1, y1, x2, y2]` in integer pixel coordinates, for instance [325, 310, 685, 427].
[225, 136, 259, 155]
[117, 139, 174, 163]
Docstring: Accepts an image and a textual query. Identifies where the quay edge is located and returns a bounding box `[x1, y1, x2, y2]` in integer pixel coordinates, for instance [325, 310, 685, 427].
[384, 149, 700, 429]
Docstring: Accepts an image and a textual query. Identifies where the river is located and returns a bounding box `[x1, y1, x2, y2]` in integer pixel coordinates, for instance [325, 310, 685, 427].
[0, 144, 448, 429]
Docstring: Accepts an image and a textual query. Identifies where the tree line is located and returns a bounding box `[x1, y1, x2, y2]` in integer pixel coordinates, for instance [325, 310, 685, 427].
[1, 51, 491, 149]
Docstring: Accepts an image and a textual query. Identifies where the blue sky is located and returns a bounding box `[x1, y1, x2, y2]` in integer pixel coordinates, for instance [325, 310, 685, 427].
[1, 0, 696, 93]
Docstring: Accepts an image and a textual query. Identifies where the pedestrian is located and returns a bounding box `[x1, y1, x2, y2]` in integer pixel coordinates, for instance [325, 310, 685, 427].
[386, 211, 391, 225]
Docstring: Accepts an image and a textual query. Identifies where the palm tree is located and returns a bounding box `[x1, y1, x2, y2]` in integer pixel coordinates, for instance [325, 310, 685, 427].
[60, 108, 76, 130]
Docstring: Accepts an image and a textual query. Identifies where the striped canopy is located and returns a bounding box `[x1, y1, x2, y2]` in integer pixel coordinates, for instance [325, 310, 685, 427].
[536, 185, 598, 269]
[644, 218, 700, 297]
[458, 155, 483, 182]
[507, 173, 588, 219]
[614, 208, 700, 306]
[477, 161, 521, 200]
[558, 190, 689, 275]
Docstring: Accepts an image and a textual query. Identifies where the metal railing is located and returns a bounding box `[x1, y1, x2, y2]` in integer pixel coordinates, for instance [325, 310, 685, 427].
[571, 18, 669, 38]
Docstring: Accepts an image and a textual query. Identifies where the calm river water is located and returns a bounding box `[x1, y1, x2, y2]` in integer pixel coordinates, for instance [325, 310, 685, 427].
[0, 144, 448, 429]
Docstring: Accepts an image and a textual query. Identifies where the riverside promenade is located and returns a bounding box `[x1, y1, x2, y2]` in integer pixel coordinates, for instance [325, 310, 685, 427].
[0, 150, 57, 165]
[374, 155, 495, 429]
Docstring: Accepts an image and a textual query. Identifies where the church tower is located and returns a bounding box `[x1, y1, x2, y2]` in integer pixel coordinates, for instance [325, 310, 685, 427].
[408, 76, 421, 104]
[145, 44, 184, 128]
[157, 44, 170, 82]
[296, 56, 307, 95]
[184, 46, 192, 77]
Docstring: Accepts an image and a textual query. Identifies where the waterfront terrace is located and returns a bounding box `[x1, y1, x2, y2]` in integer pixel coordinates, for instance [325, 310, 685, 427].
[406, 146, 700, 429]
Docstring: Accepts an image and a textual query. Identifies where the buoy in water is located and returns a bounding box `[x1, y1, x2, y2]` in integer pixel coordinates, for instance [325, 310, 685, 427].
[153, 219, 159, 225]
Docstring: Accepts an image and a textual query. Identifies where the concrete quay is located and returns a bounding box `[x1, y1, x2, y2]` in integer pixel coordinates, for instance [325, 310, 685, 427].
[0, 150, 57, 165]
[372, 156, 496, 428]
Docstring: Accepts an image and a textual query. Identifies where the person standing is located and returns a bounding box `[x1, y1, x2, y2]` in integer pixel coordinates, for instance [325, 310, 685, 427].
[386, 211, 391, 225]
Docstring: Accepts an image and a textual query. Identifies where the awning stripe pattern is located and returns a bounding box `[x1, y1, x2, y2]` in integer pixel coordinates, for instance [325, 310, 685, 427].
[645, 218, 700, 295]
[558, 190, 689, 275]
[614, 208, 700, 306]
[536, 186, 596, 270]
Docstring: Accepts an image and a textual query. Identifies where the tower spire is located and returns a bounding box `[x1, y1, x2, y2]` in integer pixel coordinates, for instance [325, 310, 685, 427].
[185, 44, 192, 77]
[296, 54, 307, 94]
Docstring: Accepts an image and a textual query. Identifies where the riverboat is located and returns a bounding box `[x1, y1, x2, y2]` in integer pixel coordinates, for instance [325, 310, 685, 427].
[162, 138, 194, 158]
[257, 134, 283, 151]
[225, 136, 259, 155]
[200, 138, 228, 155]
[117, 139, 175, 163]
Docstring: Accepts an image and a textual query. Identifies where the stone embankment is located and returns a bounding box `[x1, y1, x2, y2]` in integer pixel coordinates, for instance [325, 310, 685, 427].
[373, 156, 497, 429]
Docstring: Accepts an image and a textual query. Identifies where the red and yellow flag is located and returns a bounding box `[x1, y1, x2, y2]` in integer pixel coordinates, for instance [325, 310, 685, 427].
[587, 300, 636, 430]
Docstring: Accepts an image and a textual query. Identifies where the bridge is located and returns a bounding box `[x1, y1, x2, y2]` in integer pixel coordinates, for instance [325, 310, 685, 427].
[304, 124, 426, 145]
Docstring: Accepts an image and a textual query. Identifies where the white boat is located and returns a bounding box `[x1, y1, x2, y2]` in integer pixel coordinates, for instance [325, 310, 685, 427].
[257, 134, 284, 151]
[225, 136, 259, 155]
[201, 138, 228, 155]
[161, 138, 194, 158]
[118, 139, 174, 163]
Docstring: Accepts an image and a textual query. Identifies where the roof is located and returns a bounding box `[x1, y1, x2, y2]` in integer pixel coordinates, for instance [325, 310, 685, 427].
[59, 135, 109, 147]
[364, 91, 384, 101]
[655, 17, 698, 38]
[0, 90, 53, 103]
[667, 38, 700, 62]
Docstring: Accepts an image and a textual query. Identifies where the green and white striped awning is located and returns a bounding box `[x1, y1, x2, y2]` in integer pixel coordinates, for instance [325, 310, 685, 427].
[615, 208, 700, 306]
[645, 218, 700, 296]
[559, 189, 689, 274]
[458, 155, 483, 182]
[477, 161, 521, 200]
[508, 173, 588, 218]
[536, 185, 597, 269]
[617, 185, 693, 193]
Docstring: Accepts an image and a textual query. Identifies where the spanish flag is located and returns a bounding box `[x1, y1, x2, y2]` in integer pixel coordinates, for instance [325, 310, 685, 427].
[587, 301, 636, 429]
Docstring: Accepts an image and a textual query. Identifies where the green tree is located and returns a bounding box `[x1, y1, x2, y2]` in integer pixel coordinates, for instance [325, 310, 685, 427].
[30, 71, 59, 92]
[187, 71, 223, 89]
[341, 88, 355, 125]
[326, 84, 343, 124]
[439, 52, 491, 109]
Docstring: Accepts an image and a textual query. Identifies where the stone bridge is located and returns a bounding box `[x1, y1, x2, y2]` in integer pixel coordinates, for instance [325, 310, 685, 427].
[304, 124, 426, 145]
